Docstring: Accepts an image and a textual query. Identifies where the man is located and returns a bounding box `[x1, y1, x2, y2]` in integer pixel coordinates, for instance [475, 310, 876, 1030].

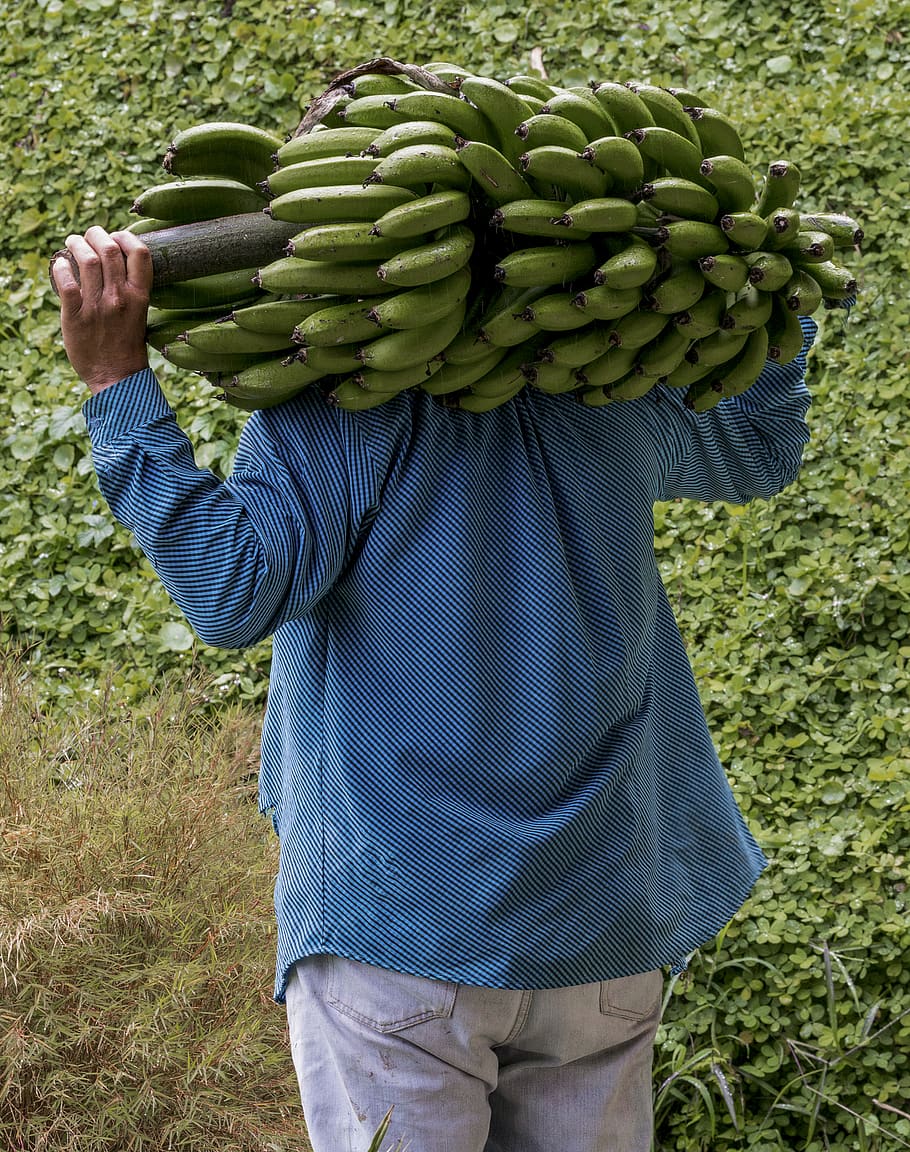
[55, 226, 817, 1152]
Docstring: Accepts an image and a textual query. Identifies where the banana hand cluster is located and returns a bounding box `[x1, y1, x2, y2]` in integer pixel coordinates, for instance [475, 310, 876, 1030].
[128, 71, 861, 415]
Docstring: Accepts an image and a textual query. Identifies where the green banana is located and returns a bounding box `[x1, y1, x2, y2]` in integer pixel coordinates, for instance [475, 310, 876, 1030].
[353, 357, 446, 393]
[784, 230, 836, 264]
[698, 154, 756, 214]
[376, 223, 475, 287]
[262, 155, 378, 197]
[371, 187, 471, 239]
[219, 355, 322, 401]
[147, 314, 217, 351]
[160, 342, 271, 373]
[327, 377, 408, 410]
[572, 284, 642, 320]
[125, 217, 180, 235]
[420, 346, 506, 395]
[581, 136, 644, 192]
[337, 93, 409, 129]
[539, 91, 615, 142]
[643, 262, 705, 313]
[716, 325, 770, 397]
[635, 323, 692, 376]
[367, 144, 470, 190]
[608, 367, 663, 401]
[697, 253, 750, 292]
[640, 176, 719, 222]
[491, 199, 592, 240]
[574, 343, 638, 387]
[467, 345, 531, 398]
[719, 212, 769, 250]
[519, 291, 590, 331]
[688, 327, 749, 367]
[364, 119, 459, 157]
[343, 73, 421, 98]
[131, 178, 267, 222]
[471, 286, 547, 348]
[356, 301, 467, 371]
[592, 242, 659, 290]
[541, 322, 616, 367]
[765, 294, 805, 363]
[386, 90, 495, 143]
[799, 212, 864, 248]
[423, 61, 475, 84]
[744, 250, 793, 292]
[625, 126, 708, 187]
[231, 296, 335, 335]
[458, 75, 533, 161]
[626, 83, 702, 149]
[519, 146, 609, 201]
[293, 343, 361, 374]
[277, 126, 383, 166]
[763, 207, 801, 250]
[806, 260, 857, 300]
[721, 284, 773, 331]
[664, 86, 709, 108]
[654, 220, 728, 260]
[454, 139, 534, 205]
[673, 287, 726, 337]
[316, 93, 354, 130]
[365, 266, 471, 329]
[514, 113, 590, 155]
[265, 182, 417, 225]
[149, 267, 260, 310]
[504, 74, 558, 102]
[182, 319, 297, 355]
[493, 242, 598, 288]
[163, 121, 284, 187]
[549, 196, 638, 232]
[592, 82, 656, 134]
[458, 383, 526, 412]
[781, 269, 823, 314]
[288, 221, 407, 262]
[683, 106, 745, 162]
[684, 377, 725, 412]
[254, 256, 387, 295]
[606, 308, 670, 349]
[523, 360, 578, 393]
[664, 355, 716, 389]
[754, 160, 801, 216]
[294, 299, 387, 348]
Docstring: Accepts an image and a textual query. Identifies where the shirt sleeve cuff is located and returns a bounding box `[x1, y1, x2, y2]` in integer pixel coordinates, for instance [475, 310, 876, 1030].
[82, 368, 174, 447]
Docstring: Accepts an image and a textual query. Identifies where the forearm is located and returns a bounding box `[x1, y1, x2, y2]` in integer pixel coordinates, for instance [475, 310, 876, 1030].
[85, 370, 311, 648]
[656, 316, 816, 503]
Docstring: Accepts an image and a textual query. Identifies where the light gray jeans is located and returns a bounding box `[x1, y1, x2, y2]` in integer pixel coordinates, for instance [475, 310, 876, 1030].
[285, 953, 663, 1152]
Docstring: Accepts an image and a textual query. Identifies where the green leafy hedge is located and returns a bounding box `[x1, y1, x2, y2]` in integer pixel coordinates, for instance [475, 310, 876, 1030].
[1, 0, 908, 1148]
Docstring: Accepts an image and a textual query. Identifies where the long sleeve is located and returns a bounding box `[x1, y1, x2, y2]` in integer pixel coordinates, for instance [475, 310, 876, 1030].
[655, 314, 818, 504]
[83, 369, 380, 648]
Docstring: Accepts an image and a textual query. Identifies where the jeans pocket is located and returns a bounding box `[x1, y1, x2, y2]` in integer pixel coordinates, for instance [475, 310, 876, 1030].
[326, 954, 458, 1034]
[599, 968, 663, 1021]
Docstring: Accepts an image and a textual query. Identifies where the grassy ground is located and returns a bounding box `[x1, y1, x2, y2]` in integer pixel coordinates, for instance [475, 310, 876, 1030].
[0, 659, 310, 1152]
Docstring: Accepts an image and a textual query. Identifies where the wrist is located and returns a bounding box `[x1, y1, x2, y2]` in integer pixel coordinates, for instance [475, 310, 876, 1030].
[84, 360, 150, 396]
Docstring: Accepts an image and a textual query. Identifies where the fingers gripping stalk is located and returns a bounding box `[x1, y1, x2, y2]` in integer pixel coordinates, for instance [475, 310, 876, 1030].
[53, 227, 153, 395]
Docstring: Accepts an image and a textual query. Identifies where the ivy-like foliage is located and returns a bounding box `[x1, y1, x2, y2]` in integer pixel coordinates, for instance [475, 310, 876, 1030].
[1, 0, 908, 1147]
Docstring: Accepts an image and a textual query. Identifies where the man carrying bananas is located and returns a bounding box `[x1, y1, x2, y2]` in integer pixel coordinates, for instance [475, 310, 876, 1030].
[56, 226, 818, 1152]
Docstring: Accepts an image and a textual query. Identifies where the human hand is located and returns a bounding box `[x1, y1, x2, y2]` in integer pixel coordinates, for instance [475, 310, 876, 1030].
[53, 226, 153, 395]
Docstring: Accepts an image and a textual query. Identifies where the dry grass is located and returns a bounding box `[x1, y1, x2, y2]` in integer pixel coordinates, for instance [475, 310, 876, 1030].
[0, 658, 310, 1151]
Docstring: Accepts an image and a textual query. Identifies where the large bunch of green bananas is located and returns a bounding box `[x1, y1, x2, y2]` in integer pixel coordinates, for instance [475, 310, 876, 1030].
[128, 62, 861, 415]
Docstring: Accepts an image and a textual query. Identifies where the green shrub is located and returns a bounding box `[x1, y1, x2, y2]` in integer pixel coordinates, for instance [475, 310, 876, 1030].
[0, 1, 907, 1148]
